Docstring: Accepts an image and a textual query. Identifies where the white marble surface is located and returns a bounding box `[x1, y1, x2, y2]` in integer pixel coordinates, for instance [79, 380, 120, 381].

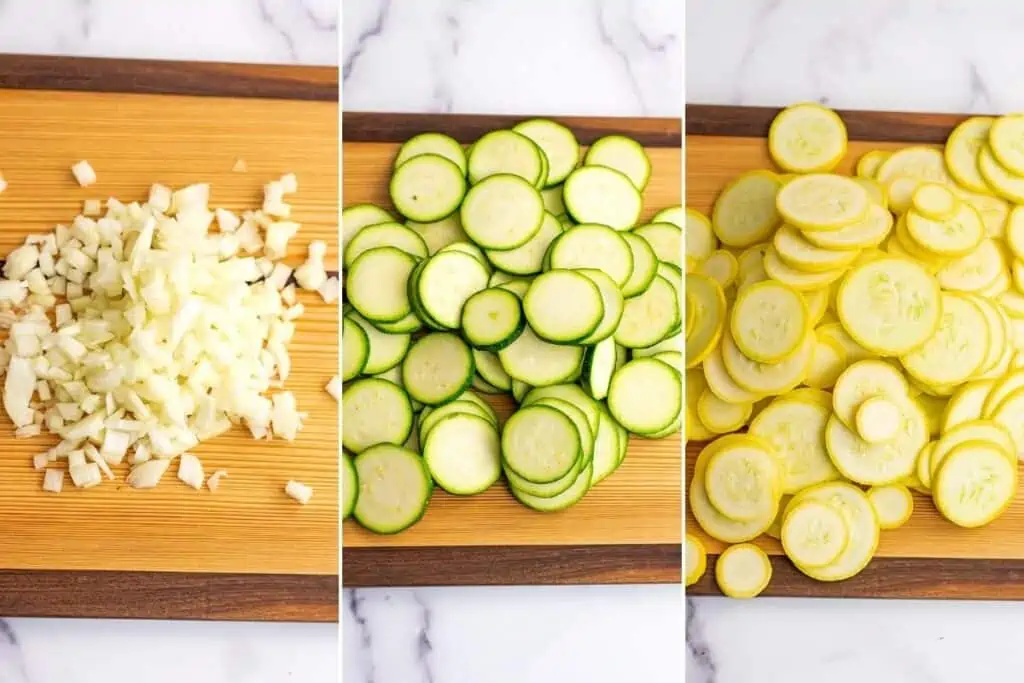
[0, 2, 339, 683]
[688, 1, 1024, 682]
[342, 1, 683, 682]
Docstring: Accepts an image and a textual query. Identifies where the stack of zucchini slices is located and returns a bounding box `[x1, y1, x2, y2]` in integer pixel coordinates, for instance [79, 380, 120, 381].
[342, 120, 682, 534]
[686, 102, 1024, 598]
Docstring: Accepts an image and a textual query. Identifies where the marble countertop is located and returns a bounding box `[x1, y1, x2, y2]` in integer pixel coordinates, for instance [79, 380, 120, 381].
[689, 1, 1024, 682]
[342, 1, 682, 682]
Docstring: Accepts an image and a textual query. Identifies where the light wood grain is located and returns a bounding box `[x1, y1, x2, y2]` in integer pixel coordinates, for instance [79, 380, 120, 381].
[342, 138, 682, 549]
[0, 89, 338, 576]
[686, 132, 1024, 561]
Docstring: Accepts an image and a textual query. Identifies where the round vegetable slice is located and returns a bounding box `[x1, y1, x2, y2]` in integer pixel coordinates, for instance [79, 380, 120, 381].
[856, 150, 890, 179]
[786, 481, 879, 582]
[876, 146, 952, 186]
[748, 398, 839, 494]
[423, 414, 501, 495]
[721, 327, 813, 395]
[866, 484, 914, 530]
[498, 325, 584, 387]
[804, 333, 848, 390]
[911, 183, 958, 221]
[989, 114, 1024, 176]
[343, 203, 394, 250]
[905, 203, 984, 257]
[944, 116, 994, 194]
[689, 435, 779, 543]
[703, 437, 779, 521]
[401, 332, 475, 406]
[353, 445, 432, 534]
[461, 287, 524, 351]
[344, 221, 429, 267]
[342, 316, 370, 381]
[484, 211, 562, 275]
[547, 222, 634, 288]
[512, 118, 580, 186]
[936, 238, 1004, 293]
[769, 103, 847, 173]
[467, 129, 545, 185]
[836, 257, 941, 355]
[762, 245, 846, 290]
[342, 451, 358, 519]
[825, 398, 928, 486]
[730, 280, 808, 363]
[697, 389, 753, 434]
[562, 165, 642, 231]
[855, 395, 902, 443]
[715, 543, 772, 599]
[390, 153, 467, 222]
[685, 207, 718, 266]
[460, 174, 544, 249]
[712, 170, 782, 248]
[933, 439, 1017, 528]
[697, 249, 739, 288]
[576, 269, 626, 345]
[615, 275, 679, 348]
[394, 132, 467, 174]
[417, 250, 490, 328]
[607, 358, 681, 435]
[990, 386, 1024, 454]
[773, 225, 859, 272]
[781, 500, 849, 568]
[685, 273, 726, 368]
[930, 419, 1016, 478]
[523, 270, 604, 343]
[347, 246, 417, 324]
[978, 143, 1024, 203]
[583, 134, 651, 190]
[685, 533, 708, 586]
[900, 293, 988, 386]
[703, 341, 762, 404]
[942, 380, 995, 433]
[621, 232, 659, 298]
[776, 174, 869, 232]
[501, 405, 581, 484]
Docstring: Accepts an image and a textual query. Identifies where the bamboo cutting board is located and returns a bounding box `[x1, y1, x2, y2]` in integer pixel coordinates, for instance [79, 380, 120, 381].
[686, 104, 1024, 600]
[0, 56, 338, 621]
[342, 113, 682, 587]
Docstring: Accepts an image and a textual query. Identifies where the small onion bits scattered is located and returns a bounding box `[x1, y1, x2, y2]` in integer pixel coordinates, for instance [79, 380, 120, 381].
[0, 167, 337, 500]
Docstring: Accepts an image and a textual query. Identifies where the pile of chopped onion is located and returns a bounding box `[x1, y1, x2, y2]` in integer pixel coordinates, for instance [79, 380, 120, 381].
[0, 169, 337, 495]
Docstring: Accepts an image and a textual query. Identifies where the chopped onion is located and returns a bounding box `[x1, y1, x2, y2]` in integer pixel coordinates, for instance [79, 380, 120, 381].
[325, 375, 341, 401]
[42, 469, 64, 493]
[126, 458, 170, 489]
[207, 469, 228, 491]
[177, 453, 204, 490]
[69, 462, 101, 488]
[285, 479, 313, 504]
[70, 161, 97, 187]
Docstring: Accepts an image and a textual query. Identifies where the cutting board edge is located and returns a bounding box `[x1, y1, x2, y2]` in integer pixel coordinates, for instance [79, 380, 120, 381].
[0, 53, 337, 101]
[343, 543, 682, 587]
[0, 569, 338, 622]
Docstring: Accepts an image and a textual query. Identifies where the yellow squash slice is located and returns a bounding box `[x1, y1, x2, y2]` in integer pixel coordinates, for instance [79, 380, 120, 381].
[866, 484, 914, 529]
[685, 533, 708, 586]
[748, 398, 839, 494]
[933, 439, 1017, 528]
[712, 170, 783, 248]
[685, 273, 727, 368]
[944, 116, 994, 194]
[900, 293, 989, 386]
[715, 543, 773, 598]
[781, 500, 849, 568]
[768, 102, 848, 173]
[802, 202, 893, 251]
[989, 114, 1024, 176]
[825, 398, 928, 486]
[704, 437, 781, 521]
[730, 281, 809, 363]
[776, 174, 870, 232]
[721, 326, 814, 395]
[786, 482, 879, 582]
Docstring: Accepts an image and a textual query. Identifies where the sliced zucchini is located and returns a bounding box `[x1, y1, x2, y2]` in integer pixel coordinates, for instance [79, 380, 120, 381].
[342, 378, 414, 453]
[576, 269, 625, 344]
[911, 183, 958, 221]
[547, 222, 635, 289]
[394, 132, 467, 174]
[461, 287, 524, 351]
[762, 245, 846, 291]
[685, 533, 708, 586]
[423, 413, 501, 495]
[511, 463, 593, 512]
[634, 222, 682, 268]
[702, 340, 762, 404]
[715, 543, 772, 599]
[730, 280, 808, 364]
[933, 439, 1017, 528]
[615, 275, 679, 348]
[563, 165, 642, 231]
[406, 214, 470, 255]
[711, 170, 782, 248]
[467, 129, 545, 185]
[402, 332, 474, 406]
[342, 450, 358, 519]
[836, 257, 942, 355]
[749, 398, 839, 494]
[541, 184, 566, 216]
[583, 134, 651, 190]
[513, 119, 580, 187]
[390, 153, 467, 222]
[607, 358, 681, 435]
[523, 270, 604, 343]
[418, 250, 490, 328]
[346, 311, 412, 375]
[930, 419, 1016, 478]
[768, 102, 847, 173]
[342, 316, 369, 381]
[342, 203, 393, 250]
[979, 143, 1024, 203]
[582, 337, 616, 401]
[460, 173, 544, 249]
[484, 211, 562, 275]
[773, 225, 859, 272]
[781, 500, 849, 568]
[942, 380, 994, 433]
[498, 325, 583, 386]
[804, 333, 848, 390]
[866, 484, 914, 529]
[346, 246, 417, 323]
[344, 221, 429, 267]
[419, 399, 496, 440]
[590, 408, 622, 485]
[501, 404, 581, 484]
[905, 203, 984, 257]
[697, 249, 739, 288]
[856, 150, 890, 179]
[353, 444, 432, 534]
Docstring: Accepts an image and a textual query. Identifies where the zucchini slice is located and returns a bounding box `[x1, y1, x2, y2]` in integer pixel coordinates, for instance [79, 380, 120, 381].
[686, 207, 718, 264]
[346, 246, 418, 323]
[854, 395, 902, 443]
[423, 413, 501, 495]
[583, 134, 651, 190]
[390, 153, 467, 222]
[346, 311, 412, 375]
[406, 214, 470, 255]
[342, 451, 358, 520]
[460, 174, 544, 249]
[513, 119, 580, 187]
[607, 358, 681, 435]
[576, 269, 626, 344]
[484, 211, 562, 275]
[547, 223, 635, 289]
[353, 445, 432, 534]
[721, 327, 813, 395]
[344, 221, 429, 267]
[825, 399, 928, 486]
[418, 250, 490, 329]
[905, 203, 984, 257]
[582, 337, 616, 401]
[786, 481, 879, 582]
[615, 275, 679, 348]
[343, 203, 393, 250]
[342, 378, 415, 454]
[768, 102, 847, 173]
[634, 221, 682, 267]
[781, 500, 849, 568]
[563, 165, 642, 231]
[621, 231, 659, 297]
[467, 129, 545, 185]
[394, 132, 467, 174]
[523, 270, 604, 343]
[776, 174, 869, 232]
[773, 225, 859, 272]
[472, 349, 513, 391]
[502, 404, 581, 484]
[900, 293, 988, 386]
[715, 543, 773, 599]
[461, 287, 524, 351]
[911, 183, 958, 221]
[498, 325, 584, 387]
[989, 114, 1024, 176]
[690, 435, 779, 543]
[944, 116, 994, 193]
[342, 316, 370, 381]
[696, 389, 752, 434]
[401, 332, 475, 406]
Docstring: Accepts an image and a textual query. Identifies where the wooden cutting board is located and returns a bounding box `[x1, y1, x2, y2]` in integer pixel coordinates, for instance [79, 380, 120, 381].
[686, 104, 1024, 600]
[342, 113, 682, 587]
[0, 56, 338, 621]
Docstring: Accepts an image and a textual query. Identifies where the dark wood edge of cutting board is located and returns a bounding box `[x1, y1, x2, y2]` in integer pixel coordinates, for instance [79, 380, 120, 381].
[686, 103, 970, 143]
[687, 556, 1024, 600]
[343, 112, 682, 147]
[343, 543, 682, 587]
[0, 53, 337, 101]
[0, 570, 338, 621]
